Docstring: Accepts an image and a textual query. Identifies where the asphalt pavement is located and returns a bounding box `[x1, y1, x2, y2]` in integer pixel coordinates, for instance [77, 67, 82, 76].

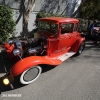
[0, 41, 100, 100]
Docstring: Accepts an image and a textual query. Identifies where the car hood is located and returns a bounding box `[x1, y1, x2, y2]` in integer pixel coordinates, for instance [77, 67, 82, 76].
[94, 27, 100, 31]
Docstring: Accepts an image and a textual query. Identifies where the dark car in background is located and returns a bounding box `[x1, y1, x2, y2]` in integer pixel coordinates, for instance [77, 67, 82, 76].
[91, 22, 100, 41]
[94, 22, 100, 32]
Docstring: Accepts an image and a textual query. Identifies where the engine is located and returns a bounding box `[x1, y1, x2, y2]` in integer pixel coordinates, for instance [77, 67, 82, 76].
[8, 36, 48, 59]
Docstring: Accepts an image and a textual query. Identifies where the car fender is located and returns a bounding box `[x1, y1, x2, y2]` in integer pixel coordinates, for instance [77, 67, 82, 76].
[10, 56, 62, 76]
[71, 37, 85, 52]
[3, 43, 14, 52]
[3, 43, 14, 59]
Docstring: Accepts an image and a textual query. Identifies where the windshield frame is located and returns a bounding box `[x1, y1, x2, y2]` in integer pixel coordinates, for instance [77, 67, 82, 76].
[94, 22, 100, 27]
[38, 21, 59, 35]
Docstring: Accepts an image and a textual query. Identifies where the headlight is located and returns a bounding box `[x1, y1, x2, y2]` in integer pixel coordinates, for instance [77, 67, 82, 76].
[3, 74, 14, 85]
[8, 40, 13, 45]
[15, 41, 22, 49]
[13, 49, 20, 56]
[3, 78, 10, 85]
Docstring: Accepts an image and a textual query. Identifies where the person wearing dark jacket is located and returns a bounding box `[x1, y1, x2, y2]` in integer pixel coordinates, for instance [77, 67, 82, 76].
[87, 20, 96, 41]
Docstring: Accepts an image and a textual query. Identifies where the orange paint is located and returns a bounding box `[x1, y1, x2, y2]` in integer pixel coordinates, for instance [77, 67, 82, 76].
[10, 56, 62, 76]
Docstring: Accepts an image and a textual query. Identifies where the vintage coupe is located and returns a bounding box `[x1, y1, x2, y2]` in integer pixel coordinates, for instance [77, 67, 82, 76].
[3, 17, 85, 85]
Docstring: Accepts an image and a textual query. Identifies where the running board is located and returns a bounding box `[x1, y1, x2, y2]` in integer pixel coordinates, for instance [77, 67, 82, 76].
[58, 51, 75, 62]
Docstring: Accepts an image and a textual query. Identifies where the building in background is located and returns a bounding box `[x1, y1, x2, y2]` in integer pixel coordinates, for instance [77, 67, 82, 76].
[0, 0, 82, 37]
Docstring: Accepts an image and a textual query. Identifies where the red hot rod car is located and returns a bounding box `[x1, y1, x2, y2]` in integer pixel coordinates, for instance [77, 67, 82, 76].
[3, 17, 85, 85]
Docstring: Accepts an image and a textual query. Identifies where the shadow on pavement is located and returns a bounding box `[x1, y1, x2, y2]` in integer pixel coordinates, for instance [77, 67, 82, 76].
[0, 52, 15, 74]
[0, 51, 25, 93]
[41, 65, 56, 73]
[0, 64, 56, 94]
[85, 41, 100, 50]
[0, 75, 25, 93]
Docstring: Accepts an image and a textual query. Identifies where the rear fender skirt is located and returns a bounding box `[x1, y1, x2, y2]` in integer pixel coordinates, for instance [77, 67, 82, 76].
[71, 37, 85, 52]
[10, 56, 62, 76]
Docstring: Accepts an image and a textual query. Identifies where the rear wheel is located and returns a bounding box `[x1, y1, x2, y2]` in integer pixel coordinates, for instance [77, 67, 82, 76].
[20, 66, 42, 85]
[76, 42, 85, 56]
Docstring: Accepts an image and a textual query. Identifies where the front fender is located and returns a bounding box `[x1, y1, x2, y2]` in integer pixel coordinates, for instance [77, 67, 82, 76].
[10, 56, 62, 76]
[3, 43, 15, 59]
[3, 43, 14, 52]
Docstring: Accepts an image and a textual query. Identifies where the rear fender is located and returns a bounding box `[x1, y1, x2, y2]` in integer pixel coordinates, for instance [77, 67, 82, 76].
[10, 56, 61, 76]
[71, 37, 85, 52]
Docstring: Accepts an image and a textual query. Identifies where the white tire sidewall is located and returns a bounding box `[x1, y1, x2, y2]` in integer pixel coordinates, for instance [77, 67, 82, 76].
[20, 66, 42, 84]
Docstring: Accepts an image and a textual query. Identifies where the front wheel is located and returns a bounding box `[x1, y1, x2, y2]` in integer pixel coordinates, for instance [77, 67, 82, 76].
[20, 66, 42, 85]
[75, 42, 85, 56]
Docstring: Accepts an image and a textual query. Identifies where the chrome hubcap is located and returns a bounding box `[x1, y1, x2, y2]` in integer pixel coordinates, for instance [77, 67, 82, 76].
[23, 67, 39, 82]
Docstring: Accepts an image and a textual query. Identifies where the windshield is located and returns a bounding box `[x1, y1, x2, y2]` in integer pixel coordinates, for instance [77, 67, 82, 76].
[38, 21, 58, 34]
[94, 23, 100, 27]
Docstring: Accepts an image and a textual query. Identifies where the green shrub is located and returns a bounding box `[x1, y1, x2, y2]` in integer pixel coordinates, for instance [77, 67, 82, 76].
[78, 18, 88, 32]
[0, 5, 16, 44]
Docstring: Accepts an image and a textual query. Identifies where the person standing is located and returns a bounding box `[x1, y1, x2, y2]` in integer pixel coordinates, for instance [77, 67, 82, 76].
[90, 20, 96, 35]
[87, 20, 96, 41]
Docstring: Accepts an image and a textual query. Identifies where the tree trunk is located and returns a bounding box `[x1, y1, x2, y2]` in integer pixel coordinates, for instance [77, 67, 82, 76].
[71, 0, 87, 17]
[22, 13, 29, 37]
[21, 0, 36, 37]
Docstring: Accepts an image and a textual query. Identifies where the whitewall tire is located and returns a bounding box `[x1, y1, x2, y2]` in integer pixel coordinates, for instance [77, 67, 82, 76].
[20, 66, 42, 85]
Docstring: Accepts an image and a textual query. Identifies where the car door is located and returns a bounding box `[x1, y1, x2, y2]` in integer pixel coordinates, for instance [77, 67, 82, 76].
[70, 23, 79, 44]
[58, 23, 74, 51]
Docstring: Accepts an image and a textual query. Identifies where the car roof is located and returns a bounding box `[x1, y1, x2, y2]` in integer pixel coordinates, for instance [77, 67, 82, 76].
[38, 17, 79, 23]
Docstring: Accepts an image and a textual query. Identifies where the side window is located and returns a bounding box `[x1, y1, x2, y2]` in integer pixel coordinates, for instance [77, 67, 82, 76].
[61, 23, 74, 34]
[74, 23, 78, 32]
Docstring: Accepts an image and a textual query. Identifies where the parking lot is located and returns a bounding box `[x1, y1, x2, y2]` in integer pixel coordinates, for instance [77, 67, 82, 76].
[0, 41, 100, 100]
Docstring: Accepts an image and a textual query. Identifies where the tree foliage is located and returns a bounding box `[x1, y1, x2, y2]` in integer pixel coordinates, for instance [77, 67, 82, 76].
[0, 5, 16, 44]
[80, 0, 100, 19]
